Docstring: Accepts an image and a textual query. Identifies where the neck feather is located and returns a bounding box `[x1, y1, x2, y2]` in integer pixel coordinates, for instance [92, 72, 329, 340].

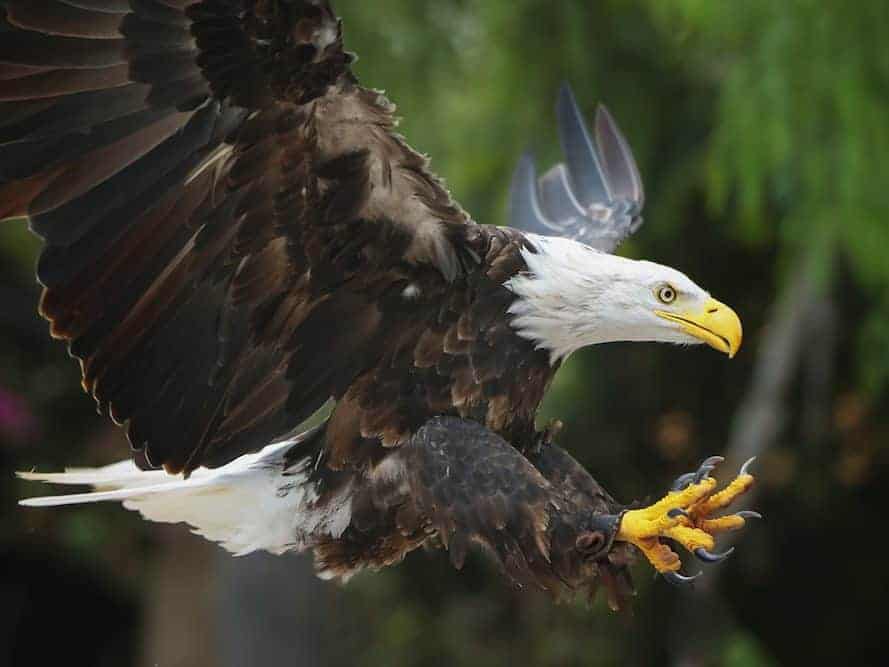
[504, 235, 645, 364]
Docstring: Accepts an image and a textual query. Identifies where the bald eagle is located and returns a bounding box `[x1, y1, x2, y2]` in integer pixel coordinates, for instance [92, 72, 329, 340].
[7, 1, 758, 601]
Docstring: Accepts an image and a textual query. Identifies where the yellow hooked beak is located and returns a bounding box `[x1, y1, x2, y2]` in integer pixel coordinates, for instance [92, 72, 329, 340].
[656, 297, 743, 358]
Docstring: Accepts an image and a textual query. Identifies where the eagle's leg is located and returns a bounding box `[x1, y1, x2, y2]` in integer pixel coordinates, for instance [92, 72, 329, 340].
[396, 417, 634, 603]
[613, 456, 759, 584]
[525, 437, 637, 607]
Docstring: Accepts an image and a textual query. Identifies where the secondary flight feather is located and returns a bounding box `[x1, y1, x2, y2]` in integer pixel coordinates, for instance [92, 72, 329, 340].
[6, 0, 758, 600]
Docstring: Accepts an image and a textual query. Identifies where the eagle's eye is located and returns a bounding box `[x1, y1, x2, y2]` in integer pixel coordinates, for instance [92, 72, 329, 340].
[656, 285, 677, 304]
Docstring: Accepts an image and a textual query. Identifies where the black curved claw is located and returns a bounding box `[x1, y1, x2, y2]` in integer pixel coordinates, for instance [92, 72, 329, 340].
[737, 511, 763, 520]
[739, 456, 757, 476]
[663, 570, 703, 586]
[668, 508, 690, 519]
[693, 455, 725, 484]
[671, 472, 696, 492]
[694, 546, 735, 564]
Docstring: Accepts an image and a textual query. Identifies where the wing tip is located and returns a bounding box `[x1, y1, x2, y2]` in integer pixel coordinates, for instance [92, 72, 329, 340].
[557, 81, 578, 108]
[509, 148, 550, 234]
[593, 102, 645, 207]
[594, 103, 615, 129]
[511, 150, 537, 184]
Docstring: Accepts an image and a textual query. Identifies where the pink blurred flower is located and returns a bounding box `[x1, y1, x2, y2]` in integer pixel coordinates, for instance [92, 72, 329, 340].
[0, 386, 38, 444]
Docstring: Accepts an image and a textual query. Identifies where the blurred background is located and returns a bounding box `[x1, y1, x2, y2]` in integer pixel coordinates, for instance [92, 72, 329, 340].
[2, 1, 889, 665]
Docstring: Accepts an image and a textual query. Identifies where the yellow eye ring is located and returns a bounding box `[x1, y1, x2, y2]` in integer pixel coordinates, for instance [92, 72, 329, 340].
[657, 285, 677, 304]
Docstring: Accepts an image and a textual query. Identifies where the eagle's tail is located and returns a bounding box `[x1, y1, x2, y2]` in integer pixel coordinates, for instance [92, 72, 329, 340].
[18, 460, 226, 509]
[17, 424, 344, 557]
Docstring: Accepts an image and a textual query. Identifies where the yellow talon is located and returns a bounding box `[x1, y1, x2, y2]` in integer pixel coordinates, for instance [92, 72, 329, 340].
[615, 456, 758, 577]
[663, 525, 715, 552]
[690, 473, 754, 519]
[699, 515, 747, 533]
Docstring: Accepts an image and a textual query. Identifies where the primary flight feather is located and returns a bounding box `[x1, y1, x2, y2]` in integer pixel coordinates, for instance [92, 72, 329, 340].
[6, 0, 757, 600]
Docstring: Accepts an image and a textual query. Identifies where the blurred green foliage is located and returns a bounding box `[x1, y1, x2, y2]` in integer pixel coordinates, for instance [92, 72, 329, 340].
[3, 1, 889, 666]
[0, 221, 39, 277]
[344, 0, 889, 393]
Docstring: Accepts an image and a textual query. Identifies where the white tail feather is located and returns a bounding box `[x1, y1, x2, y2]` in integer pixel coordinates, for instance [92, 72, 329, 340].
[19, 481, 204, 507]
[18, 438, 353, 556]
[18, 460, 173, 490]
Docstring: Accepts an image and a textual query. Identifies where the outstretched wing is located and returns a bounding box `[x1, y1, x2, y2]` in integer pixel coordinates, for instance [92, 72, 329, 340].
[0, 1, 480, 474]
[509, 84, 644, 253]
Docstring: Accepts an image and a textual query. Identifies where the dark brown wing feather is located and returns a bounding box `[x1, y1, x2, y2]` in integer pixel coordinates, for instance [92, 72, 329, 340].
[1, 0, 503, 474]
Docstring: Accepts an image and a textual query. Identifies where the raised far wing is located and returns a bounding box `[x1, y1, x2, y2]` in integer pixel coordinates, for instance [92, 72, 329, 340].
[0, 0, 481, 474]
[509, 84, 644, 253]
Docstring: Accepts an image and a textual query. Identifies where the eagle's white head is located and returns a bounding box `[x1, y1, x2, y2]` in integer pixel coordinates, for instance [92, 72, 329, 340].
[505, 235, 743, 364]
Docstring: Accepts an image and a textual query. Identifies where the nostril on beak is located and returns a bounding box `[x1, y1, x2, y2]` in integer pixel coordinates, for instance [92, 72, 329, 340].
[707, 307, 719, 314]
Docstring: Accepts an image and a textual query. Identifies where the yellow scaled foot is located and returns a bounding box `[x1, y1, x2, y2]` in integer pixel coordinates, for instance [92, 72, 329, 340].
[616, 456, 760, 584]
